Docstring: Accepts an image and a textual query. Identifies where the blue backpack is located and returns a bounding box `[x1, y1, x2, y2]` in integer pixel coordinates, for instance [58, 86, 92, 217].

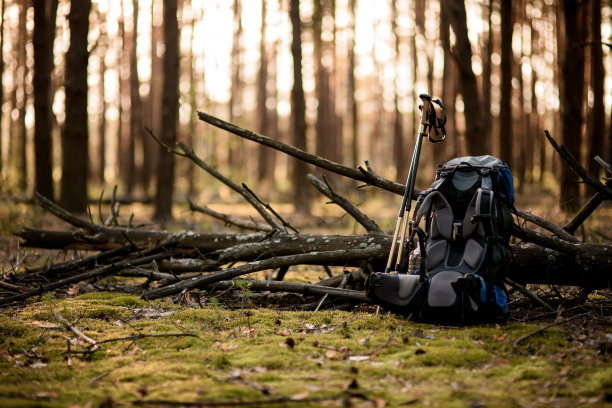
[367, 155, 515, 324]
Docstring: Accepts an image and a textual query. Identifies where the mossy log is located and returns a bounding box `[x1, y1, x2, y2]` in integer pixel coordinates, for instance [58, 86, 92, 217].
[16, 227, 612, 288]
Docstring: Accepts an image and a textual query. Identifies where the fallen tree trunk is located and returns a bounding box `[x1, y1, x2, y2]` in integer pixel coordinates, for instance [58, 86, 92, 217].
[14, 226, 612, 288]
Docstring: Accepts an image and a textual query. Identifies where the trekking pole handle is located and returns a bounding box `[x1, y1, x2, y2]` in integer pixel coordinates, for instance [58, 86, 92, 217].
[418, 94, 433, 138]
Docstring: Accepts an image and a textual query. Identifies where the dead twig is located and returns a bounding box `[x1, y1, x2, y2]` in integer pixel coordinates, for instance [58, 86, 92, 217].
[187, 198, 273, 232]
[515, 209, 579, 243]
[143, 248, 381, 300]
[174, 141, 283, 232]
[544, 130, 612, 201]
[134, 391, 373, 407]
[52, 311, 100, 353]
[512, 313, 589, 348]
[505, 278, 555, 313]
[241, 183, 299, 234]
[307, 174, 383, 235]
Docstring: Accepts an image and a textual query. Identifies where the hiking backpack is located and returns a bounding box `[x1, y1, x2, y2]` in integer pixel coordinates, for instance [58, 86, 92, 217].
[366, 155, 515, 324]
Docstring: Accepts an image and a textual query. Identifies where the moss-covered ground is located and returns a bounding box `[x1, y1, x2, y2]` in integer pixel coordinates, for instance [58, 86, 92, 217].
[1, 291, 610, 407]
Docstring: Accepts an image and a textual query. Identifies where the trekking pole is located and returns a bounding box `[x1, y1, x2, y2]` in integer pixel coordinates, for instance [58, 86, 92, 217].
[385, 94, 446, 273]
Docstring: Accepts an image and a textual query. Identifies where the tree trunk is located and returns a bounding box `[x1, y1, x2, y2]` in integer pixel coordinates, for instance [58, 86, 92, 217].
[347, 0, 357, 169]
[147, 0, 164, 191]
[60, 0, 91, 213]
[186, 0, 197, 197]
[289, 0, 310, 213]
[481, 0, 493, 153]
[586, 0, 605, 178]
[16, 228, 612, 289]
[257, 0, 270, 182]
[17, 0, 28, 191]
[228, 0, 244, 169]
[0, 0, 4, 175]
[96, 12, 107, 185]
[127, 0, 142, 195]
[391, 0, 404, 182]
[559, 0, 587, 213]
[444, 0, 485, 156]
[33, 0, 58, 200]
[499, 0, 513, 166]
[440, 3, 457, 159]
[153, 0, 179, 221]
[116, 9, 127, 184]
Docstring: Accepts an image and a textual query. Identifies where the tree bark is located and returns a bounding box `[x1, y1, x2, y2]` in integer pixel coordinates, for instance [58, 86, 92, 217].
[391, 0, 405, 182]
[60, 0, 91, 213]
[33, 0, 59, 200]
[257, 0, 270, 182]
[559, 0, 588, 213]
[128, 0, 142, 195]
[499, 0, 513, 166]
[153, 0, 179, 221]
[16, 227, 612, 289]
[289, 0, 310, 213]
[586, 0, 605, 178]
[444, 0, 486, 156]
[96, 12, 107, 185]
[16, 0, 28, 191]
[0, 0, 4, 174]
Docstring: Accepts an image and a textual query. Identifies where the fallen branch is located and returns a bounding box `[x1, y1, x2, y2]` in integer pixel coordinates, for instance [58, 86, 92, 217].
[307, 174, 383, 235]
[515, 209, 579, 243]
[0, 249, 179, 306]
[512, 313, 589, 348]
[504, 278, 555, 312]
[143, 247, 382, 300]
[197, 110, 407, 196]
[545, 130, 612, 201]
[175, 140, 284, 232]
[52, 311, 100, 353]
[188, 198, 273, 232]
[134, 391, 372, 408]
[206, 278, 370, 303]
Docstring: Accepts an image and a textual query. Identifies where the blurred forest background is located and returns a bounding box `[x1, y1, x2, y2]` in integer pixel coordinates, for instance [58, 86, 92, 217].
[0, 0, 610, 221]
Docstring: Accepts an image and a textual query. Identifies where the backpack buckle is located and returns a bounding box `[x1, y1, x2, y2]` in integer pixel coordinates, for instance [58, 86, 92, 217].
[452, 222, 462, 240]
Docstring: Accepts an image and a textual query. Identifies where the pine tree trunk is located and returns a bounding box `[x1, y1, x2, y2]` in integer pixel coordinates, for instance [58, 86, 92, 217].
[60, 0, 91, 213]
[559, 0, 587, 213]
[391, 0, 405, 182]
[257, 0, 270, 182]
[33, 0, 58, 200]
[586, 0, 605, 178]
[96, 13, 107, 185]
[153, 0, 179, 221]
[443, 0, 485, 156]
[499, 0, 513, 166]
[347, 0, 358, 169]
[228, 0, 244, 169]
[17, 1, 28, 191]
[128, 0, 142, 195]
[0, 0, 4, 174]
[289, 0, 310, 213]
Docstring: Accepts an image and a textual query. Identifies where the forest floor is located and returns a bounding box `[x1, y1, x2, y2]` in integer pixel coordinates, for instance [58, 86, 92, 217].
[0, 189, 611, 407]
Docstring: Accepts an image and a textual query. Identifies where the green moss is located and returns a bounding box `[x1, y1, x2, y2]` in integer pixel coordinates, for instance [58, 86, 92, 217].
[0, 296, 609, 407]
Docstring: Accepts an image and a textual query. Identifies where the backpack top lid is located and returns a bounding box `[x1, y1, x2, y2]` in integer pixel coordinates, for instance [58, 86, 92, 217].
[438, 155, 509, 172]
[437, 155, 515, 205]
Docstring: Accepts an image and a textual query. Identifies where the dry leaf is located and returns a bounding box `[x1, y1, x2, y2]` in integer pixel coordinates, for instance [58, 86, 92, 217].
[291, 391, 310, 400]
